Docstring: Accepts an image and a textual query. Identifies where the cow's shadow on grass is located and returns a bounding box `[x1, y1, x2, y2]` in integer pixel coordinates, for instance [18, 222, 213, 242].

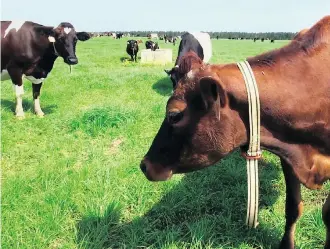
[152, 77, 172, 96]
[120, 56, 142, 63]
[77, 152, 284, 249]
[1, 99, 58, 115]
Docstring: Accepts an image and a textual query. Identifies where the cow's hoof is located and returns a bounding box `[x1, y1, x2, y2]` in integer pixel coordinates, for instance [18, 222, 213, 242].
[16, 114, 25, 120]
[35, 111, 45, 117]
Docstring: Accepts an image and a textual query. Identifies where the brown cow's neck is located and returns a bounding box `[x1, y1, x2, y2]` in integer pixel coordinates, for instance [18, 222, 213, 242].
[212, 63, 294, 157]
[212, 61, 330, 189]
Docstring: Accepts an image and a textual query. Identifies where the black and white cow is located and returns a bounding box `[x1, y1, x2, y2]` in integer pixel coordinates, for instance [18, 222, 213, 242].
[1, 21, 90, 118]
[164, 32, 212, 89]
[145, 40, 159, 51]
[164, 35, 177, 45]
[116, 33, 124, 39]
[126, 40, 139, 62]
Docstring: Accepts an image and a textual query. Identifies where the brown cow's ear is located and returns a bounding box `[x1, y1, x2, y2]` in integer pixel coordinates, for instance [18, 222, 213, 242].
[199, 76, 226, 120]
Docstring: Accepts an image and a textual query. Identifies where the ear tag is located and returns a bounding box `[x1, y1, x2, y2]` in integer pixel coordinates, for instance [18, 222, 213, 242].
[48, 36, 55, 42]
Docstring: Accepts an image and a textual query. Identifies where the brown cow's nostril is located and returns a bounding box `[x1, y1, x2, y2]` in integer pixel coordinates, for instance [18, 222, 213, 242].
[140, 162, 147, 174]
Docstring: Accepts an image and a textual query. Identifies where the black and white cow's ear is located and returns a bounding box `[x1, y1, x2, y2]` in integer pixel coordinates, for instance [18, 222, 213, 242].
[77, 32, 90, 41]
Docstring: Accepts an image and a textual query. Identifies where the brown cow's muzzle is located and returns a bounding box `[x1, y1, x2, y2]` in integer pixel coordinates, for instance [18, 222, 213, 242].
[140, 157, 173, 181]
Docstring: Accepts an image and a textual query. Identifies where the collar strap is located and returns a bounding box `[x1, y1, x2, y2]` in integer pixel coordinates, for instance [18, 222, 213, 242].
[52, 42, 59, 56]
[237, 60, 262, 229]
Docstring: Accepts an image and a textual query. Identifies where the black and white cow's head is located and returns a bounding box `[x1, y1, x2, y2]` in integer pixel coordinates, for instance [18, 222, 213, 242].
[38, 22, 90, 65]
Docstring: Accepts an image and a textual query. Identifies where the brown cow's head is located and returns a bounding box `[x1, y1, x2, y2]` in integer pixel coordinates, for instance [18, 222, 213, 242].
[141, 52, 237, 181]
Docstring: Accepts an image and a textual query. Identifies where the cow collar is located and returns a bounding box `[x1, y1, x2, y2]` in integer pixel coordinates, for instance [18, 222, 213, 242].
[237, 61, 262, 229]
[52, 42, 59, 56]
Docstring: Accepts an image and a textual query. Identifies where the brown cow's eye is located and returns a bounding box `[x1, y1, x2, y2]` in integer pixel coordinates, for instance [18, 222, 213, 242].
[167, 111, 183, 124]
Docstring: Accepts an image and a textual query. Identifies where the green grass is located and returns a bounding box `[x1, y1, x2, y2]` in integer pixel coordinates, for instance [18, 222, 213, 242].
[1, 38, 329, 249]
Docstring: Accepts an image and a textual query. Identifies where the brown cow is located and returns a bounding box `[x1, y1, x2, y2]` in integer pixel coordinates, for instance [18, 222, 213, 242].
[293, 28, 309, 40]
[140, 16, 330, 249]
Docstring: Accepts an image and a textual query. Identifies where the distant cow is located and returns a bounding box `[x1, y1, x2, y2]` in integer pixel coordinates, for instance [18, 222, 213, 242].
[145, 40, 159, 51]
[126, 40, 139, 62]
[261, 38, 265, 42]
[116, 33, 123, 39]
[270, 39, 275, 43]
[148, 33, 158, 39]
[164, 35, 177, 45]
[1, 21, 90, 118]
[164, 32, 212, 89]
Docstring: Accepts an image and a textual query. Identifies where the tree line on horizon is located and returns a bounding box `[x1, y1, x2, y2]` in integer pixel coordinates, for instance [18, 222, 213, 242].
[94, 31, 297, 40]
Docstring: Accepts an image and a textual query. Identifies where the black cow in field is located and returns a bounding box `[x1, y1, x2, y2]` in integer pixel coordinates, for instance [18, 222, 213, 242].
[261, 38, 265, 42]
[1, 21, 90, 118]
[270, 39, 275, 43]
[116, 33, 124, 39]
[126, 40, 139, 62]
[145, 40, 159, 51]
[164, 32, 212, 89]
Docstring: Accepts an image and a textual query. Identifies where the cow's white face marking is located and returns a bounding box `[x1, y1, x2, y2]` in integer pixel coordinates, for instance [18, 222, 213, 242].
[64, 27, 72, 34]
[25, 76, 45, 84]
[1, 69, 11, 81]
[4, 21, 25, 38]
[186, 70, 194, 79]
[48, 36, 55, 42]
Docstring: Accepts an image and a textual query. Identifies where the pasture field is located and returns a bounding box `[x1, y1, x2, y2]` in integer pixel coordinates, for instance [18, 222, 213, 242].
[1, 37, 329, 249]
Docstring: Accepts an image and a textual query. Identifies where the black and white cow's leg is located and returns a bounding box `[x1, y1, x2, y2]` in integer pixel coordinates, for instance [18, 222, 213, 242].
[32, 83, 44, 116]
[26, 76, 45, 117]
[7, 66, 25, 118]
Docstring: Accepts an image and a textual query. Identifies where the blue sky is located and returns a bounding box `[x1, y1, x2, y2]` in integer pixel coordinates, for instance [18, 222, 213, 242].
[1, 0, 330, 32]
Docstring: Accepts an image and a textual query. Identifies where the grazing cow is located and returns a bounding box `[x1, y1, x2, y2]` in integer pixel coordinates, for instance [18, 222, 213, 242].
[270, 39, 275, 43]
[261, 38, 265, 42]
[126, 40, 139, 62]
[145, 40, 159, 51]
[141, 15, 330, 249]
[1, 21, 90, 118]
[164, 32, 212, 89]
